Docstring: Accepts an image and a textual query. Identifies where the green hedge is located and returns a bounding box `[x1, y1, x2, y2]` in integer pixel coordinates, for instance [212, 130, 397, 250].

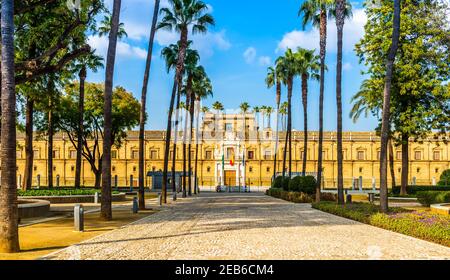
[267, 188, 312, 203]
[272, 176, 284, 189]
[18, 189, 120, 197]
[312, 202, 450, 247]
[392, 185, 450, 195]
[416, 191, 450, 207]
[266, 188, 337, 203]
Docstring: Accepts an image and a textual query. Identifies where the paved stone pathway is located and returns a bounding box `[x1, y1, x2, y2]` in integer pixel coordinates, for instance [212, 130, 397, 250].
[43, 192, 450, 260]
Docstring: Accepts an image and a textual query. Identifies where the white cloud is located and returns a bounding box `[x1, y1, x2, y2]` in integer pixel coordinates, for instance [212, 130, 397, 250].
[343, 62, 353, 71]
[88, 35, 147, 60]
[243, 47, 257, 64]
[259, 56, 272, 67]
[277, 8, 367, 54]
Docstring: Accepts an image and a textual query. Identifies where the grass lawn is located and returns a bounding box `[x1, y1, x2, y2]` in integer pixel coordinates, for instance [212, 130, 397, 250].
[312, 202, 450, 247]
[0, 207, 156, 260]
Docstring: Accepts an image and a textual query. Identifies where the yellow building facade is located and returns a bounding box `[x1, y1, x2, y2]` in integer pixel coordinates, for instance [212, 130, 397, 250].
[14, 113, 450, 189]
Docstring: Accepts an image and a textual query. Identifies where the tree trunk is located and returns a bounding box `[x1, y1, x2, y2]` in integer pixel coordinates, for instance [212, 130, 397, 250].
[336, 0, 346, 205]
[379, 0, 401, 213]
[171, 85, 181, 199]
[101, 0, 122, 221]
[272, 81, 281, 181]
[22, 98, 34, 191]
[75, 67, 86, 189]
[0, 0, 20, 253]
[389, 139, 396, 189]
[287, 78, 293, 178]
[316, 9, 327, 202]
[194, 99, 200, 194]
[94, 169, 102, 189]
[182, 98, 189, 198]
[162, 28, 188, 204]
[301, 74, 308, 176]
[47, 99, 53, 189]
[138, 0, 160, 210]
[188, 92, 195, 196]
[401, 133, 409, 196]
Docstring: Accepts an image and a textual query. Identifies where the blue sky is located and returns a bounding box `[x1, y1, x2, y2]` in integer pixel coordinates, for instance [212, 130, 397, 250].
[88, 0, 376, 131]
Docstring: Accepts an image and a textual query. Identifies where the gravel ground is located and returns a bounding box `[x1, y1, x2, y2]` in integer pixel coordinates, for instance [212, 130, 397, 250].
[43, 192, 450, 260]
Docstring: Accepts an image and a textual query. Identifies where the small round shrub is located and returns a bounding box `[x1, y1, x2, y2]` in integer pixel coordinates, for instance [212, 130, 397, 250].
[281, 177, 291, 191]
[438, 169, 450, 186]
[272, 176, 284, 189]
[288, 176, 302, 192]
[301, 176, 317, 195]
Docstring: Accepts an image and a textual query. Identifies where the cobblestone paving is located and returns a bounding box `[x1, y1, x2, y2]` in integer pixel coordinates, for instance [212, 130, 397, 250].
[43, 193, 450, 260]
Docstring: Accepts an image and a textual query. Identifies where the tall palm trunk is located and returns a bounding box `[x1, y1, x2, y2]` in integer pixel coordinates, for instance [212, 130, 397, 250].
[316, 9, 327, 202]
[75, 66, 86, 189]
[389, 139, 396, 189]
[101, 0, 122, 220]
[400, 133, 409, 195]
[336, 0, 346, 205]
[138, 0, 160, 210]
[188, 93, 195, 196]
[379, 0, 401, 213]
[301, 74, 308, 176]
[171, 84, 181, 199]
[272, 82, 281, 181]
[47, 97, 53, 189]
[283, 78, 293, 178]
[0, 0, 20, 252]
[22, 98, 34, 190]
[182, 92, 190, 198]
[162, 28, 188, 203]
[194, 98, 200, 194]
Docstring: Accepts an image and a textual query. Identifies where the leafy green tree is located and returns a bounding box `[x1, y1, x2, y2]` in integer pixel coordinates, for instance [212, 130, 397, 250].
[157, 0, 214, 203]
[59, 83, 140, 189]
[354, 0, 450, 202]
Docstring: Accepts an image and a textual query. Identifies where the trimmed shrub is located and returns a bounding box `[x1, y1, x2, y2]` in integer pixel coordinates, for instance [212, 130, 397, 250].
[317, 192, 338, 202]
[392, 185, 450, 195]
[438, 169, 450, 186]
[18, 189, 120, 197]
[281, 177, 291, 191]
[417, 191, 450, 207]
[272, 176, 284, 189]
[266, 188, 313, 203]
[301, 176, 317, 195]
[288, 176, 302, 192]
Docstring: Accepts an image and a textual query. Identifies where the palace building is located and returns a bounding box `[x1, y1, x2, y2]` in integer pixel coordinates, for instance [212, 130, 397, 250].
[14, 113, 450, 189]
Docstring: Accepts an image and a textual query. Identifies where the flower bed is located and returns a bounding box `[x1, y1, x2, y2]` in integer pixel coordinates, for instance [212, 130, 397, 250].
[312, 202, 450, 247]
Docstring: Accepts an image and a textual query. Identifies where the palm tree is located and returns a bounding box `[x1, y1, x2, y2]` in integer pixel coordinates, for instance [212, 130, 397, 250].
[253, 106, 261, 132]
[161, 42, 200, 200]
[334, 0, 352, 205]
[266, 66, 282, 181]
[295, 48, 320, 176]
[212, 101, 224, 136]
[379, 0, 401, 213]
[279, 102, 288, 131]
[265, 106, 274, 129]
[157, 0, 214, 203]
[299, 0, 335, 202]
[0, 0, 20, 253]
[260, 105, 267, 130]
[98, 14, 128, 38]
[101, 0, 122, 221]
[239, 102, 251, 187]
[138, 0, 161, 210]
[193, 75, 213, 194]
[276, 49, 298, 178]
[73, 53, 104, 189]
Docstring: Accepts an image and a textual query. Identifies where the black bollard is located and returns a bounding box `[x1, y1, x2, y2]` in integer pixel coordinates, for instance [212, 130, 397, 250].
[74, 204, 84, 232]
